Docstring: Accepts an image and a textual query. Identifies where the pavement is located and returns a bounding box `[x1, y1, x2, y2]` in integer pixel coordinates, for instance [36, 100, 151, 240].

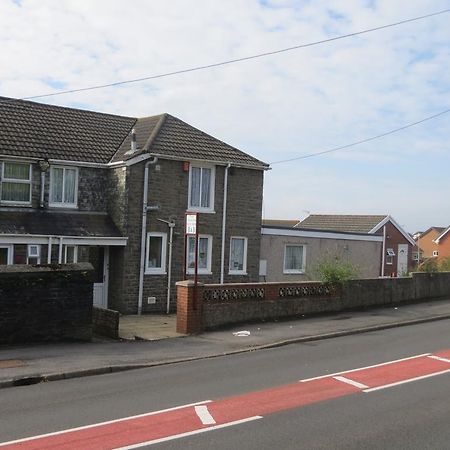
[1, 298, 450, 389]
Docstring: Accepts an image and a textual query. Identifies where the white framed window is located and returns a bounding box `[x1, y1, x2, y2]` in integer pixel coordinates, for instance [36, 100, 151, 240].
[27, 244, 41, 264]
[186, 234, 212, 274]
[412, 252, 419, 261]
[283, 244, 305, 274]
[229, 237, 247, 274]
[145, 232, 167, 274]
[64, 245, 78, 263]
[0, 162, 32, 204]
[386, 248, 395, 265]
[49, 166, 78, 208]
[432, 250, 439, 257]
[188, 164, 215, 212]
[0, 245, 13, 265]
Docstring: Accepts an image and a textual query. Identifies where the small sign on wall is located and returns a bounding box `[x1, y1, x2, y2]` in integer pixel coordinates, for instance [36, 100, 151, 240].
[185, 213, 198, 235]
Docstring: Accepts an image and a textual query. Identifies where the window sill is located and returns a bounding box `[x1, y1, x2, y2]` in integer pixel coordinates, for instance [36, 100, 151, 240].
[49, 203, 78, 209]
[145, 270, 167, 275]
[229, 271, 247, 276]
[186, 208, 215, 214]
[0, 202, 32, 207]
[186, 270, 212, 275]
[283, 270, 305, 274]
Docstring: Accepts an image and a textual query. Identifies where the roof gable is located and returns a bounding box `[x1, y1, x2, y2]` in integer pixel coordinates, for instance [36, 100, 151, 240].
[435, 226, 450, 243]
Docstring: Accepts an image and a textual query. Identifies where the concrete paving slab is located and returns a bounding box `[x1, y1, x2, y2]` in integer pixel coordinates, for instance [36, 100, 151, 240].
[118, 314, 183, 340]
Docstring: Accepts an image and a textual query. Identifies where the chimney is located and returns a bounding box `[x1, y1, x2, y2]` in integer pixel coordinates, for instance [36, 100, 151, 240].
[131, 128, 137, 152]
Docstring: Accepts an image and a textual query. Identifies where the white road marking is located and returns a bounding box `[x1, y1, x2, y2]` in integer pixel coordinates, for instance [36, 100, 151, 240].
[113, 416, 263, 449]
[195, 405, 216, 425]
[333, 375, 368, 389]
[0, 400, 212, 447]
[427, 355, 450, 364]
[363, 369, 450, 393]
[299, 353, 431, 382]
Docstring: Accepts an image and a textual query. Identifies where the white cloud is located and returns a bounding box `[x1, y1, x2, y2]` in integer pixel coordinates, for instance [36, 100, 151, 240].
[0, 0, 449, 231]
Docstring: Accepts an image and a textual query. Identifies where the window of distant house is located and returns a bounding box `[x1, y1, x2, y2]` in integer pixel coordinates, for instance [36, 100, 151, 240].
[186, 235, 212, 274]
[0, 245, 13, 265]
[0, 162, 32, 204]
[386, 248, 395, 265]
[49, 166, 78, 207]
[188, 164, 215, 212]
[145, 232, 167, 274]
[433, 250, 439, 257]
[229, 237, 247, 274]
[283, 245, 305, 274]
[64, 245, 78, 263]
[27, 244, 41, 265]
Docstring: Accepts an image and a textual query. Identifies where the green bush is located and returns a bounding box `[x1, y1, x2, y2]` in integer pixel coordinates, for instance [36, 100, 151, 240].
[418, 258, 439, 273]
[311, 255, 359, 285]
[439, 257, 450, 272]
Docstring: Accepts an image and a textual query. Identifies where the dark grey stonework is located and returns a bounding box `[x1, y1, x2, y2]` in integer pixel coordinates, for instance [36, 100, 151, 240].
[106, 159, 265, 313]
[0, 263, 93, 344]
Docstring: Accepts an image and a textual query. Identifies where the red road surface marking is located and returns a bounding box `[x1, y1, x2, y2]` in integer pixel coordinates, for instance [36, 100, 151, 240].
[1, 350, 449, 449]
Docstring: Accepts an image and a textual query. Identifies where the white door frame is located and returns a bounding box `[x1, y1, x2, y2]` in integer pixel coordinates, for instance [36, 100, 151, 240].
[93, 246, 109, 309]
[0, 245, 13, 265]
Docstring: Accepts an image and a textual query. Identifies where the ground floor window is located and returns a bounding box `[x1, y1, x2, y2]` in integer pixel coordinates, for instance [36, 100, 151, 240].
[145, 232, 167, 274]
[283, 244, 305, 274]
[386, 248, 395, 265]
[64, 245, 78, 263]
[27, 244, 41, 264]
[187, 235, 212, 274]
[229, 237, 247, 274]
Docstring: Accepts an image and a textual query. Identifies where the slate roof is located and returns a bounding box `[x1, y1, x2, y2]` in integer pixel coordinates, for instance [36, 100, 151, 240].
[0, 210, 123, 237]
[262, 219, 301, 228]
[0, 97, 268, 169]
[296, 214, 387, 234]
[0, 97, 136, 164]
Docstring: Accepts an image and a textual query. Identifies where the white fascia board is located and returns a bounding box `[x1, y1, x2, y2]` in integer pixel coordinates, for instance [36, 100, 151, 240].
[0, 234, 127, 246]
[261, 227, 383, 242]
[108, 153, 153, 168]
[146, 153, 270, 171]
[0, 154, 37, 163]
[434, 226, 450, 243]
[370, 215, 416, 246]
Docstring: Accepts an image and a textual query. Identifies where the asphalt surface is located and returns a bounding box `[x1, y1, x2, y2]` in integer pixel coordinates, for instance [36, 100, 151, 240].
[1, 319, 449, 448]
[1, 298, 450, 389]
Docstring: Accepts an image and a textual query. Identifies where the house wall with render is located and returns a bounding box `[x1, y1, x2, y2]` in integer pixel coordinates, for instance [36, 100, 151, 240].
[437, 232, 450, 259]
[260, 232, 382, 282]
[417, 228, 442, 259]
[108, 158, 264, 314]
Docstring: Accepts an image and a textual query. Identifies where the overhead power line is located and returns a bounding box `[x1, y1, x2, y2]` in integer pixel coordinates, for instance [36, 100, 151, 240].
[16, 8, 450, 101]
[269, 108, 450, 165]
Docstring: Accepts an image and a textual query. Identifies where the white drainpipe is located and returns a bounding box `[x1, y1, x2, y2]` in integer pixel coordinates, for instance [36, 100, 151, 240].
[220, 163, 231, 284]
[47, 236, 52, 264]
[166, 221, 175, 314]
[138, 157, 158, 315]
[381, 225, 386, 277]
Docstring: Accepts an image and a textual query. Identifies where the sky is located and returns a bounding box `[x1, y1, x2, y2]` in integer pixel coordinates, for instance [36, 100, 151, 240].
[0, 0, 449, 232]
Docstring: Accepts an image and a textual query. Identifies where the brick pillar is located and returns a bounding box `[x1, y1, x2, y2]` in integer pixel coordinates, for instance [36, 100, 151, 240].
[176, 280, 204, 334]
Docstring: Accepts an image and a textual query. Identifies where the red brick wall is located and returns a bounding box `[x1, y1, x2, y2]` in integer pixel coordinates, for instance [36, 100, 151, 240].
[437, 232, 450, 259]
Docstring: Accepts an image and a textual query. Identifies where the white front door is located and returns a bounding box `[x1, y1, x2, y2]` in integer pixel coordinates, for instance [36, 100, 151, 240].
[397, 244, 408, 276]
[92, 247, 109, 309]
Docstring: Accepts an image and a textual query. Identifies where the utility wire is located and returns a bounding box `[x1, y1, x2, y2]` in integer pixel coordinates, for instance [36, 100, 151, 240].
[14, 8, 450, 101]
[270, 108, 450, 165]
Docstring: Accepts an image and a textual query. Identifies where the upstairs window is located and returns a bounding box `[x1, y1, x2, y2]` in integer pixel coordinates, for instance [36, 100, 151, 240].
[188, 164, 214, 212]
[229, 237, 248, 274]
[50, 166, 78, 207]
[283, 245, 305, 274]
[432, 250, 439, 257]
[0, 162, 32, 204]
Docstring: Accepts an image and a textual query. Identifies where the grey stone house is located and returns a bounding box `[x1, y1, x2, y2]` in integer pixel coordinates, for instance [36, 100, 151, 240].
[0, 97, 269, 313]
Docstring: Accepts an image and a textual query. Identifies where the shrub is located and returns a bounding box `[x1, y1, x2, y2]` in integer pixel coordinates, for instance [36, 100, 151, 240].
[311, 255, 359, 285]
[439, 257, 450, 272]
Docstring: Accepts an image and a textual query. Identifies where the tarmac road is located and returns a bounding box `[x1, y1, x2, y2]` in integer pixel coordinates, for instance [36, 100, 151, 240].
[0, 319, 449, 449]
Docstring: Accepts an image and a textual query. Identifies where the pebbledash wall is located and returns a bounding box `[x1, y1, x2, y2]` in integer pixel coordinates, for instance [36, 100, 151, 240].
[0, 263, 93, 344]
[108, 158, 264, 314]
[176, 272, 450, 333]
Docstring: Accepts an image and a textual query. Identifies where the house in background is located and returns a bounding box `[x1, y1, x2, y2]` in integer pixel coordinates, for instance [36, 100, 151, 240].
[296, 214, 417, 277]
[434, 226, 450, 260]
[0, 97, 269, 314]
[260, 224, 382, 282]
[415, 227, 445, 260]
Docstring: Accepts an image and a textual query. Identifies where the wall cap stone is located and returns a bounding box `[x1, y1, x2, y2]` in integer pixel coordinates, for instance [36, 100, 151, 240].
[176, 280, 204, 287]
[0, 262, 94, 274]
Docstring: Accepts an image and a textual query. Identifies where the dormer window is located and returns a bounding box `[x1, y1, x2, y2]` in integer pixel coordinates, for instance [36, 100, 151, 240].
[188, 163, 215, 212]
[0, 162, 32, 204]
[49, 166, 78, 208]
